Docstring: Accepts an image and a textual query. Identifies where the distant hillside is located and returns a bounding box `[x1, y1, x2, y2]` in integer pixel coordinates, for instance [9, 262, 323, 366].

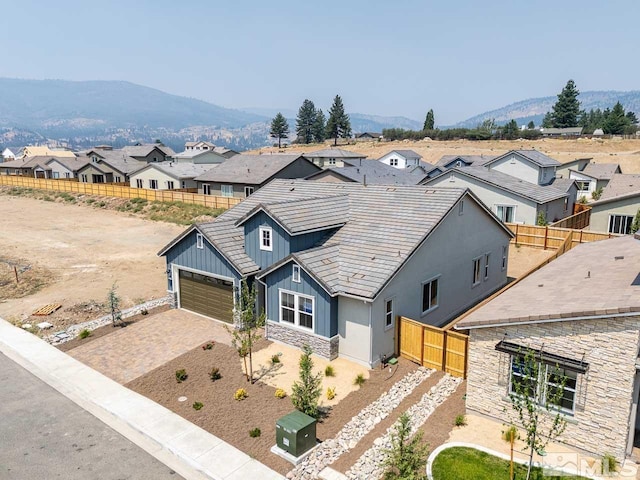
[454, 91, 640, 128]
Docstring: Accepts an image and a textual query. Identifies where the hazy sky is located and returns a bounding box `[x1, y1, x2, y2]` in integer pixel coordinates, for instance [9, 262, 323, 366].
[2, 0, 638, 124]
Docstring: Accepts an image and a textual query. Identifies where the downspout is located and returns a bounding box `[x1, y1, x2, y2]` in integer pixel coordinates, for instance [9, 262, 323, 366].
[368, 301, 374, 368]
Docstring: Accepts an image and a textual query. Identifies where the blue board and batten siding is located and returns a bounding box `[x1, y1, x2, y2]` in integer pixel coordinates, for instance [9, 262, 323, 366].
[264, 260, 338, 338]
[243, 211, 331, 269]
[165, 230, 241, 288]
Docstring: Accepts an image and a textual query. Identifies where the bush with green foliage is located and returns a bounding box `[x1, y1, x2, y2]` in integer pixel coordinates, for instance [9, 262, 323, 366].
[601, 453, 618, 474]
[209, 367, 221, 381]
[455, 414, 466, 427]
[175, 369, 188, 383]
[291, 345, 323, 418]
[354, 373, 366, 387]
[324, 365, 335, 377]
[591, 186, 603, 201]
[271, 354, 280, 364]
[78, 329, 91, 339]
[192, 401, 203, 411]
[249, 427, 261, 438]
[536, 211, 548, 226]
[631, 209, 640, 234]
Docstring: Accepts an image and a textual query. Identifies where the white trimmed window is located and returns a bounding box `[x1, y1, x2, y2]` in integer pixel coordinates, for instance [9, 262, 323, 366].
[81, 174, 88, 182]
[221, 184, 234, 197]
[502, 245, 508, 271]
[484, 253, 490, 280]
[328, 158, 336, 165]
[259, 226, 272, 251]
[292, 264, 301, 283]
[167, 181, 175, 190]
[52, 172, 60, 179]
[421, 277, 438, 314]
[608, 214, 633, 235]
[389, 158, 399, 167]
[244, 186, 254, 197]
[196, 233, 204, 249]
[202, 184, 211, 195]
[279, 290, 314, 330]
[472, 257, 481, 286]
[136, 179, 143, 188]
[149, 179, 158, 189]
[181, 181, 187, 188]
[575, 180, 590, 192]
[114, 176, 122, 183]
[496, 205, 515, 223]
[385, 298, 394, 330]
[65, 172, 71, 178]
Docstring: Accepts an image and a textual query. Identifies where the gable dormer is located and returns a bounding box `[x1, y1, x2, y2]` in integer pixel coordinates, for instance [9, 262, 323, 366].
[235, 196, 348, 269]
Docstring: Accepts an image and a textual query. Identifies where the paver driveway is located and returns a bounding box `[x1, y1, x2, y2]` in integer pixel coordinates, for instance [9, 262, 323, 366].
[68, 309, 232, 384]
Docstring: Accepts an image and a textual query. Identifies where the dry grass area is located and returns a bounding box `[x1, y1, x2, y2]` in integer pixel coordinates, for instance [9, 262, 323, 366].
[0, 255, 56, 301]
[507, 245, 556, 279]
[247, 138, 640, 173]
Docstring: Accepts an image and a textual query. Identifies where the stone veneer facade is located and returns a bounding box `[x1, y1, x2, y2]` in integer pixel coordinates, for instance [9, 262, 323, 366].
[266, 320, 339, 360]
[465, 315, 640, 461]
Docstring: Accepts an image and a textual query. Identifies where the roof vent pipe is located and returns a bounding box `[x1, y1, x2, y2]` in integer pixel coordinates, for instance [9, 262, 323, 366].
[363, 174, 367, 187]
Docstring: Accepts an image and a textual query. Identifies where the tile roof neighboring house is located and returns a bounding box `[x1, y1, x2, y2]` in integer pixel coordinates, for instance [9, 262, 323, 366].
[121, 144, 175, 157]
[0, 155, 77, 171]
[130, 162, 217, 179]
[540, 127, 584, 136]
[548, 177, 577, 192]
[45, 156, 89, 171]
[307, 160, 424, 185]
[213, 147, 239, 157]
[409, 162, 443, 176]
[577, 163, 622, 180]
[171, 149, 226, 161]
[185, 141, 216, 148]
[424, 166, 568, 204]
[435, 154, 496, 168]
[80, 150, 146, 174]
[194, 154, 312, 184]
[305, 148, 366, 159]
[20, 146, 76, 158]
[380, 149, 422, 160]
[355, 132, 382, 138]
[484, 150, 562, 168]
[160, 180, 512, 299]
[456, 235, 640, 329]
[592, 174, 640, 204]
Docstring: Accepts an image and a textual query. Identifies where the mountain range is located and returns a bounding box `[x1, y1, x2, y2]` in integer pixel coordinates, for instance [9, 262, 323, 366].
[0, 78, 638, 152]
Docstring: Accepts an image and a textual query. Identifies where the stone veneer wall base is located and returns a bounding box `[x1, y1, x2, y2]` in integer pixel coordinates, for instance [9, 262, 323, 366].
[266, 321, 339, 360]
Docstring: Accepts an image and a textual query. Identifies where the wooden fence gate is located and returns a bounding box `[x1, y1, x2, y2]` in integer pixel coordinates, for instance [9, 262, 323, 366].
[397, 316, 468, 378]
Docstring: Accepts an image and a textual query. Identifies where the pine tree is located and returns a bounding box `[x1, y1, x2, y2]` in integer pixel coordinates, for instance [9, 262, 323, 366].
[290, 345, 323, 418]
[603, 101, 628, 135]
[423, 109, 435, 130]
[270, 112, 289, 148]
[502, 119, 519, 140]
[295, 99, 316, 144]
[325, 95, 352, 146]
[527, 121, 535, 130]
[550, 79, 581, 128]
[107, 283, 122, 327]
[382, 413, 429, 480]
[541, 111, 554, 128]
[627, 111, 639, 124]
[312, 108, 326, 143]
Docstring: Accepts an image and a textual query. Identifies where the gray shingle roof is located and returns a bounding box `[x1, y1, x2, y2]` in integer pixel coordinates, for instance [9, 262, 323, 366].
[383, 150, 422, 160]
[456, 235, 640, 328]
[194, 154, 310, 184]
[548, 177, 576, 193]
[540, 127, 584, 135]
[80, 151, 146, 174]
[580, 163, 621, 180]
[162, 180, 503, 299]
[308, 160, 423, 185]
[424, 167, 568, 204]
[593, 174, 640, 203]
[171, 149, 225, 160]
[435, 155, 496, 168]
[132, 162, 218, 179]
[500, 150, 562, 167]
[122, 144, 175, 157]
[306, 148, 366, 159]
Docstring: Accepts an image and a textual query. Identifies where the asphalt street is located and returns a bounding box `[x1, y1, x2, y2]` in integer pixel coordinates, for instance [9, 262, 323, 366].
[0, 352, 184, 480]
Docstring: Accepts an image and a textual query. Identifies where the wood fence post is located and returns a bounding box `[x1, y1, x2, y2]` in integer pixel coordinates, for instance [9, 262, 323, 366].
[420, 325, 425, 367]
[543, 226, 548, 250]
[442, 330, 448, 373]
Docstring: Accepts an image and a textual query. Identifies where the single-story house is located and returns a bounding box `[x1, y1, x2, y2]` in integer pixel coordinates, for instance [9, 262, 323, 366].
[435, 154, 497, 170]
[170, 149, 228, 165]
[408, 163, 444, 179]
[483, 150, 561, 186]
[121, 143, 175, 162]
[540, 126, 584, 137]
[194, 154, 321, 198]
[377, 150, 423, 169]
[305, 159, 426, 185]
[569, 163, 622, 200]
[355, 132, 383, 141]
[184, 141, 239, 158]
[76, 150, 146, 183]
[423, 166, 577, 224]
[44, 156, 89, 179]
[0, 155, 87, 178]
[458, 234, 640, 461]
[158, 179, 514, 367]
[19, 146, 76, 159]
[589, 174, 640, 234]
[129, 162, 217, 190]
[305, 148, 367, 168]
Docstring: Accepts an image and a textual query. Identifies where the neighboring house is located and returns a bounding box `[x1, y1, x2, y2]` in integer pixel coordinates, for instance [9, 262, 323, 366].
[185, 141, 239, 158]
[305, 148, 367, 168]
[2, 148, 15, 162]
[0, 156, 86, 178]
[129, 162, 216, 190]
[589, 174, 640, 234]
[423, 167, 576, 224]
[435, 154, 497, 170]
[408, 163, 444, 179]
[194, 154, 321, 198]
[483, 150, 561, 186]
[569, 163, 622, 201]
[305, 159, 426, 185]
[76, 150, 145, 183]
[158, 180, 513, 367]
[121, 144, 175, 163]
[377, 150, 423, 169]
[554, 157, 593, 179]
[20, 146, 76, 159]
[592, 128, 605, 136]
[44, 157, 89, 179]
[458, 234, 640, 461]
[355, 132, 382, 141]
[540, 126, 584, 137]
[170, 149, 228, 165]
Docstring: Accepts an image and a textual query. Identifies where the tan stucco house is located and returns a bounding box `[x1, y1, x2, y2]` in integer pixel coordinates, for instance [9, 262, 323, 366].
[589, 174, 640, 234]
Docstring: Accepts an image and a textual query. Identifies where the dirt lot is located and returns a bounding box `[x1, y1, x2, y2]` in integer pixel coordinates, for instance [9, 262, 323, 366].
[0, 195, 184, 329]
[507, 245, 556, 279]
[249, 138, 640, 173]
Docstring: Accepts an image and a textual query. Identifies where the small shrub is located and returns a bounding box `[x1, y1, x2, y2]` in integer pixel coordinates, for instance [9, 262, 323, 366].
[234, 388, 248, 401]
[85, 198, 96, 204]
[78, 329, 91, 339]
[42, 195, 53, 202]
[97, 201, 106, 208]
[271, 354, 280, 364]
[601, 453, 618, 474]
[202, 341, 215, 350]
[592, 187, 603, 201]
[249, 427, 261, 438]
[455, 414, 467, 427]
[192, 401, 203, 411]
[274, 388, 286, 399]
[175, 369, 188, 383]
[140, 308, 148, 315]
[326, 386, 336, 400]
[209, 367, 221, 381]
[354, 373, 366, 387]
[324, 365, 335, 377]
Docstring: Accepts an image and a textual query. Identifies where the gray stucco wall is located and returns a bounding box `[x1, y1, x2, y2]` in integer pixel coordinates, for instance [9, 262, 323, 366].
[465, 315, 640, 461]
[243, 211, 330, 269]
[537, 194, 573, 225]
[488, 154, 541, 185]
[337, 296, 372, 366]
[47, 161, 74, 179]
[590, 196, 640, 232]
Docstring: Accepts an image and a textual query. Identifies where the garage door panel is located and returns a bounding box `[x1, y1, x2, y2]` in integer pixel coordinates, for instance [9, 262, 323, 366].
[178, 270, 234, 323]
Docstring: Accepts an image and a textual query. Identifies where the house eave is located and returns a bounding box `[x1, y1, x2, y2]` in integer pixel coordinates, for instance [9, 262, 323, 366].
[456, 310, 640, 330]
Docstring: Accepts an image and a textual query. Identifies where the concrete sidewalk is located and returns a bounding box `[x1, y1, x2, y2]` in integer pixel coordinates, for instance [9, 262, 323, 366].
[0, 318, 284, 480]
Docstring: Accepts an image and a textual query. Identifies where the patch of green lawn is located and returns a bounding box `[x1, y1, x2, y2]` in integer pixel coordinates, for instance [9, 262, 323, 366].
[432, 447, 589, 480]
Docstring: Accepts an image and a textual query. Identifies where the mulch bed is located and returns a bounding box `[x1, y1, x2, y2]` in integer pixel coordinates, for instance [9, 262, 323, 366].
[57, 305, 171, 352]
[125, 341, 418, 475]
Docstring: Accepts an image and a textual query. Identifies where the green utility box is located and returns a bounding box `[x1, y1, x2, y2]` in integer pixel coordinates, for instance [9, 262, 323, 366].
[275, 410, 317, 457]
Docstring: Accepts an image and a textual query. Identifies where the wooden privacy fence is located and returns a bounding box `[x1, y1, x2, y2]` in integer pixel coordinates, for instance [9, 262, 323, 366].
[397, 316, 468, 378]
[549, 207, 591, 229]
[0, 175, 241, 210]
[505, 222, 616, 250]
